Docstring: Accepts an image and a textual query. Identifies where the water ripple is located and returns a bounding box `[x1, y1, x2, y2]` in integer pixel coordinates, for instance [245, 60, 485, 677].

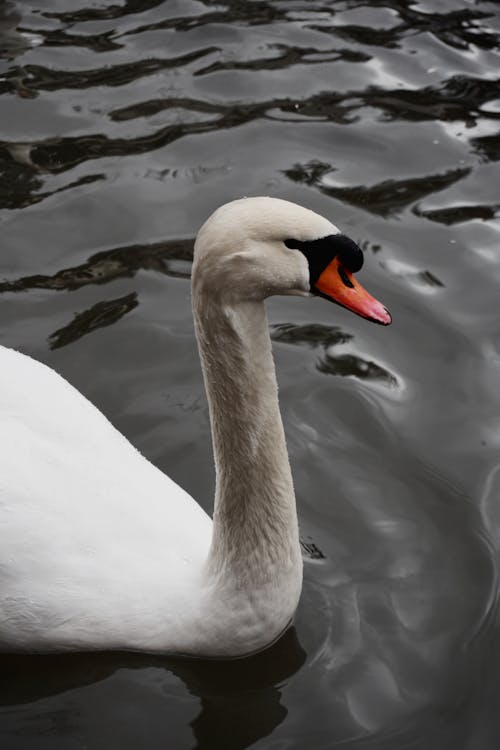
[2, 1, 500, 748]
[48, 291, 138, 349]
[271, 322, 398, 386]
[0, 238, 194, 293]
[284, 161, 471, 217]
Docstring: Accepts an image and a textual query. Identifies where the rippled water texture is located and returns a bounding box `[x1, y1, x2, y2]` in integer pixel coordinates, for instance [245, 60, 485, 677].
[1, 1, 500, 748]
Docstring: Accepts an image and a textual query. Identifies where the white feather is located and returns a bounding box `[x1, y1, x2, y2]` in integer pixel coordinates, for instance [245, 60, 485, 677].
[0, 197, 338, 656]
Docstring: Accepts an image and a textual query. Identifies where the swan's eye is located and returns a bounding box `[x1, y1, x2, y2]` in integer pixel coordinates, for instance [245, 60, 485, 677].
[284, 234, 364, 289]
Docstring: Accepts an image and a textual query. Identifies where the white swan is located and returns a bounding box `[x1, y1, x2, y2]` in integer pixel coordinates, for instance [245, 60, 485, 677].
[0, 197, 390, 656]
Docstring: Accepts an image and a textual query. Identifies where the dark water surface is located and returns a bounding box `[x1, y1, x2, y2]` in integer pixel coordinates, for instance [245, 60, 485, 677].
[1, 0, 500, 748]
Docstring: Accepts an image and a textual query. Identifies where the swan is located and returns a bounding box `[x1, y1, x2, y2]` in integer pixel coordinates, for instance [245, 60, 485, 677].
[0, 197, 391, 657]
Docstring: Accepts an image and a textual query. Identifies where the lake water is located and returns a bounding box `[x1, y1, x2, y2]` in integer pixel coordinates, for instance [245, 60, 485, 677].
[1, 0, 500, 748]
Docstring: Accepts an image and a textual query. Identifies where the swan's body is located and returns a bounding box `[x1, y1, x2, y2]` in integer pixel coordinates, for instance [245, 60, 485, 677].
[0, 197, 390, 656]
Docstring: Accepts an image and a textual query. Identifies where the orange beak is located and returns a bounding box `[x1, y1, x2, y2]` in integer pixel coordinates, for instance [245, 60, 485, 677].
[315, 257, 391, 326]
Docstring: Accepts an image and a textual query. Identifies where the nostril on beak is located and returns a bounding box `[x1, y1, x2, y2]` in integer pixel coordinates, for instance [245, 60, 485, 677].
[338, 266, 354, 289]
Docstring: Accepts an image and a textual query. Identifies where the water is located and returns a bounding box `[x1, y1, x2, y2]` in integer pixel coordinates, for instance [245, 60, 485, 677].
[1, 0, 500, 747]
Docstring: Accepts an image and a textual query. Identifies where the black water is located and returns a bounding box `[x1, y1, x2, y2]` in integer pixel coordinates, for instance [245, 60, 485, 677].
[1, 1, 500, 748]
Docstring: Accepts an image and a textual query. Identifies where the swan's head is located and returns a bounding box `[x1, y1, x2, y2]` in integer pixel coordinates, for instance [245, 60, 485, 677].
[193, 197, 391, 325]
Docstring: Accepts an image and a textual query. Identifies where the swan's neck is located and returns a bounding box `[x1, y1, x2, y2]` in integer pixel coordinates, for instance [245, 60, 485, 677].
[193, 290, 302, 589]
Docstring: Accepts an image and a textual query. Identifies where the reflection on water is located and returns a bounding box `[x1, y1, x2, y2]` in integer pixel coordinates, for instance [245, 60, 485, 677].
[473, 132, 500, 162]
[285, 160, 471, 216]
[272, 323, 397, 385]
[48, 292, 138, 349]
[0, 238, 194, 292]
[1, 628, 306, 750]
[414, 202, 500, 225]
[1, 0, 500, 748]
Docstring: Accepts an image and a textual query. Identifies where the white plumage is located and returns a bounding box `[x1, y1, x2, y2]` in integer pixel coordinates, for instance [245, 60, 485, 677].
[0, 197, 387, 657]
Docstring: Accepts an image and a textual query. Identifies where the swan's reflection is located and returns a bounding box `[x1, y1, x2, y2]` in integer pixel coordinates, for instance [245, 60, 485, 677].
[1, 627, 306, 750]
[187, 628, 305, 749]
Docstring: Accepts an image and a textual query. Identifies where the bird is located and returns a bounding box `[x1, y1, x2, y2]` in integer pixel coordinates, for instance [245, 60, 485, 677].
[0, 197, 391, 657]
